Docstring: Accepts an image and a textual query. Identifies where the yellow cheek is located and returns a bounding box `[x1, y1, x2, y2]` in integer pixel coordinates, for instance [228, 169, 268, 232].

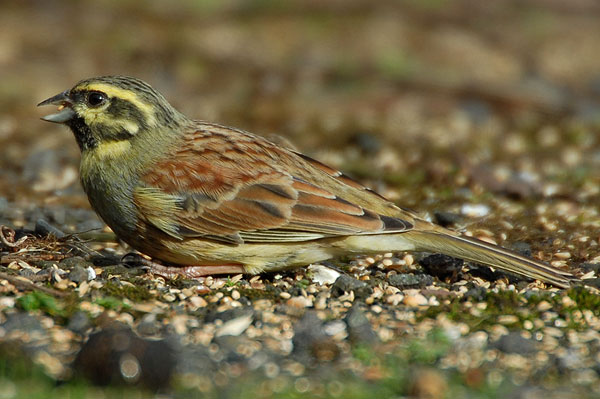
[94, 140, 132, 159]
[82, 110, 140, 135]
[81, 139, 132, 177]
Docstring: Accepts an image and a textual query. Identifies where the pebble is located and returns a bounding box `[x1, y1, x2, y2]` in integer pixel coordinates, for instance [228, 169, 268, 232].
[292, 311, 338, 362]
[460, 204, 490, 218]
[554, 252, 571, 260]
[537, 301, 553, 311]
[162, 293, 176, 302]
[492, 332, 537, 354]
[344, 306, 378, 344]
[68, 266, 90, 284]
[74, 326, 176, 391]
[388, 273, 433, 288]
[419, 254, 463, 280]
[409, 368, 447, 399]
[215, 313, 254, 337]
[332, 275, 371, 299]
[386, 294, 404, 306]
[544, 327, 564, 338]
[434, 211, 462, 227]
[403, 294, 428, 307]
[382, 258, 394, 267]
[286, 296, 313, 308]
[279, 292, 291, 299]
[497, 315, 519, 325]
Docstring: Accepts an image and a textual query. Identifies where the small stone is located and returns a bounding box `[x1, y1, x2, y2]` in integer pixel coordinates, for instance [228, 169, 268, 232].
[583, 278, 600, 289]
[434, 211, 462, 227]
[409, 368, 447, 399]
[509, 242, 532, 257]
[461, 204, 490, 218]
[579, 263, 600, 274]
[419, 254, 463, 281]
[287, 296, 313, 308]
[215, 313, 253, 337]
[2, 312, 44, 335]
[137, 314, 161, 336]
[314, 294, 327, 310]
[497, 315, 519, 325]
[292, 311, 338, 362]
[74, 325, 176, 391]
[537, 301, 553, 312]
[492, 332, 537, 354]
[59, 257, 91, 270]
[386, 293, 404, 306]
[403, 294, 428, 307]
[86, 266, 97, 280]
[332, 275, 372, 299]
[34, 219, 66, 238]
[344, 306, 378, 344]
[554, 252, 571, 260]
[162, 293, 176, 302]
[67, 311, 91, 334]
[388, 273, 433, 288]
[68, 266, 90, 284]
[189, 296, 207, 308]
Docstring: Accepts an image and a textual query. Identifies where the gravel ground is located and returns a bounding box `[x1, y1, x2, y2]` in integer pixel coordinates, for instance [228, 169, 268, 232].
[0, 194, 599, 398]
[1, 1, 600, 398]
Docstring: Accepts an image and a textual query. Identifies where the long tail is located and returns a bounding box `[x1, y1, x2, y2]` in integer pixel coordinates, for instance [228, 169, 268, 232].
[405, 230, 578, 288]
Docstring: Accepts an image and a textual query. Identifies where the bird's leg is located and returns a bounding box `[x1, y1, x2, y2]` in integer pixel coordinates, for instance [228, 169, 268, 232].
[121, 253, 245, 279]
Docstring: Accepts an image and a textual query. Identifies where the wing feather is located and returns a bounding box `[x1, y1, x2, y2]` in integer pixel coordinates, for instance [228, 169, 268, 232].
[133, 127, 413, 244]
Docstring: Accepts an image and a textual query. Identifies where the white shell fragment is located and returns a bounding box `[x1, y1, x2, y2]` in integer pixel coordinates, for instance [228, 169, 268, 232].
[307, 264, 341, 285]
[460, 204, 490, 218]
[86, 266, 97, 280]
[215, 313, 254, 337]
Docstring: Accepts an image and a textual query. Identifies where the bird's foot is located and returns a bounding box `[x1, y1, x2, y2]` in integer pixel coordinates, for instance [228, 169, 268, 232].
[121, 253, 245, 279]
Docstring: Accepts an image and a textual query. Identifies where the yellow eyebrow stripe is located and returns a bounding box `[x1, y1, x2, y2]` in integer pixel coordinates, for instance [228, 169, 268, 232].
[79, 83, 157, 126]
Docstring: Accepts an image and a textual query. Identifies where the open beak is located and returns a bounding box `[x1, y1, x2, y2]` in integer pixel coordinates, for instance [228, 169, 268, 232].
[38, 90, 76, 123]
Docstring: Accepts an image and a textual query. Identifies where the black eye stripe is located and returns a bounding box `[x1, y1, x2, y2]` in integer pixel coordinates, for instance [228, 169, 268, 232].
[106, 97, 148, 129]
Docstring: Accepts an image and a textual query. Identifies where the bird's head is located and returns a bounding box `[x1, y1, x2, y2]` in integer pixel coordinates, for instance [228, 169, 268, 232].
[38, 76, 183, 151]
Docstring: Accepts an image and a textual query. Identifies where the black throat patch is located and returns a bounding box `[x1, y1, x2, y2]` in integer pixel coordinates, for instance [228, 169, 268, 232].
[67, 117, 97, 151]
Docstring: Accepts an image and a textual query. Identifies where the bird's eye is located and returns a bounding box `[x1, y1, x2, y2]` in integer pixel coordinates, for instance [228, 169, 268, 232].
[87, 92, 107, 107]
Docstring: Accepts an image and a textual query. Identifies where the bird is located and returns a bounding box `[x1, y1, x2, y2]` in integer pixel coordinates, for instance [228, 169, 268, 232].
[38, 75, 577, 288]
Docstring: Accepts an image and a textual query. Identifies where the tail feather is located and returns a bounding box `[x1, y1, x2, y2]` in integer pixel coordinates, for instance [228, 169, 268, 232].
[407, 231, 577, 288]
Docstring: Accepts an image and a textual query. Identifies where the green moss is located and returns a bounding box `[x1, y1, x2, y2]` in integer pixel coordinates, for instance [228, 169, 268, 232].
[567, 286, 600, 313]
[16, 291, 64, 317]
[228, 287, 279, 301]
[94, 296, 130, 311]
[419, 286, 599, 333]
[101, 280, 154, 302]
[295, 279, 310, 290]
[407, 328, 451, 364]
[225, 277, 241, 287]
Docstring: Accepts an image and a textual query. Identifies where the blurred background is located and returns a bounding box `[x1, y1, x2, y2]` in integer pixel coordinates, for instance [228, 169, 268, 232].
[1, 0, 600, 217]
[2, 1, 600, 396]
